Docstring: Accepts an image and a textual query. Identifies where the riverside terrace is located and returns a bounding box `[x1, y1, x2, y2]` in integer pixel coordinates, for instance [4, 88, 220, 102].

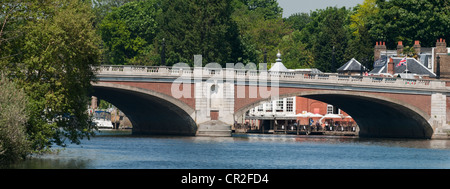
[91, 64, 450, 139]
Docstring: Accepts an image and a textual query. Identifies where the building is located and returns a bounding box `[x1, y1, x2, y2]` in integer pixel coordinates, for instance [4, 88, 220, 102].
[337, 58, 368, 76]
[370, 39, 450, 79]
[246, 96, 356, 132]
[243, 52, 356, 134]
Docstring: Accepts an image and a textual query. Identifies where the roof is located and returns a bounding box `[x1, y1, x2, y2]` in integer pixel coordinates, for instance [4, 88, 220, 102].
[370, 57, 387, 74]
[269, 62, 289, 72]
[392, 58, 436, 77]
[369, 57, 436, 77]
[292, 68, 323, 74]
[269, 50, 289, 72]
[418, 54, 432, 68]
[337, 58, 367, 72]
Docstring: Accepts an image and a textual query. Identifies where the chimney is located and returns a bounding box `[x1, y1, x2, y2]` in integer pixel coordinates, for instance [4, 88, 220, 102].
[413, 40, 421, 56]
[387, 57, 395, 75]
[397, 41, 404, 56]
[374, 41, 387, 61]
[434, 38, 447, 75]
[436, 38, 447, 53]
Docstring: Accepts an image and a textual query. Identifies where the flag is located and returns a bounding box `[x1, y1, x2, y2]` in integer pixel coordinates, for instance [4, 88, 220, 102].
[396, 57, 407, 67]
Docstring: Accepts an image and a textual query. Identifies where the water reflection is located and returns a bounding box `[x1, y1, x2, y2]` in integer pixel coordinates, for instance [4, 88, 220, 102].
[11, 158, 92, 169]
[234, 134, 450, 150]
[7, 132, 450, 169]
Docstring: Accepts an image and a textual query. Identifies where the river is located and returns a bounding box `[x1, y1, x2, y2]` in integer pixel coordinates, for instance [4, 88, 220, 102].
[9, 130, 450, 169]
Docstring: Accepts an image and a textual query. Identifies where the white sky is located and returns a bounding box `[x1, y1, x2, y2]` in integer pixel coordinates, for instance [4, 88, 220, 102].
[278, 0, 366, 17]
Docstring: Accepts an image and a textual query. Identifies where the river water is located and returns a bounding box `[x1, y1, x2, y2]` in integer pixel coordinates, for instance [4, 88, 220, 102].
[9, 130, 450, 169]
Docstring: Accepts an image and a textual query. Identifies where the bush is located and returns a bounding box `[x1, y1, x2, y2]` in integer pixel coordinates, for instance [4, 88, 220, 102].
[0, 75, 30, 166]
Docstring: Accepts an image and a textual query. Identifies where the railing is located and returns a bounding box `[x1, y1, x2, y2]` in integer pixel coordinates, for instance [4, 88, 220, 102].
[94, 65, 447, 90]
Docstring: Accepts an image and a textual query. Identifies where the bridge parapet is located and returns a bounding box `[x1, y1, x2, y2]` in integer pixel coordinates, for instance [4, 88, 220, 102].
[94, 65, 448, 91]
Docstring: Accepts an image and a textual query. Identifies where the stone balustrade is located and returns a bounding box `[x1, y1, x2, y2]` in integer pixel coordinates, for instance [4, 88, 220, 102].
[94, 65, 448, 91]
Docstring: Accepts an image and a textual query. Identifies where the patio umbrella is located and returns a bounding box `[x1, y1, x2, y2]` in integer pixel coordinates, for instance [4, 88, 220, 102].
[290, 112, 323, 118]
[289, 112, 323, 126]
[318, 114, 342, 124]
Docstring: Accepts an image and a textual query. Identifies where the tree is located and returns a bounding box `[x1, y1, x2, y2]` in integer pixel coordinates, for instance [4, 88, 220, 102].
[277, 30, 314, 69]
[91, 0, 136, 27]
[156, 0, 242, 66]
[99, 0, 161, 65]
[1, 0, 100, 152]
[284, 12, 312, 31]
[349, 0, 379, 38]
[369, 0, 450, 48]
[0, 75, 30, 166]
[231, 0, 292, 64]
[312, 7, 351, 72]
[239, 0, 283, 19]
[347, 0, 379, 69]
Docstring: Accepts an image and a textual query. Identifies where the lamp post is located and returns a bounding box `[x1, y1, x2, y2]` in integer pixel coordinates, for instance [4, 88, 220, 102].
[263, 48, 267, 64]
[331, 46, 336, 73]
[360, 59, 364, 76]
[161, 38, 166, 66]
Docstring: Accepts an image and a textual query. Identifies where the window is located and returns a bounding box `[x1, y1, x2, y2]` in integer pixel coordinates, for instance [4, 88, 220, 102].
[265, 102, 272, 112]
[276, 99, 283, 112]
[286, 98, 293, 112]
[257, 104, 263, 112]
[327, 104, 334, 114]
[327, 104, 339, 114]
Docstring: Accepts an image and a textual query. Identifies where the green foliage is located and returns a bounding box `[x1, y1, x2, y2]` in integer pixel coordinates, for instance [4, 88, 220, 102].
[99, 0, 161, 65]
[1, 0, 100, 153]
[293, 7, 351, 72]
[239, 0, 283, 19]
[315, 7, 351, 72]
[0, 75, 30, 166]
[98, 99, 113, 109]
[369, 0, 450, 48]
[284, 13, 312, 31]
[156, 0, 241, 66]
[349, 0, 379, 37]
[232, 0, 292, 64]
[91, 0, 136, 27]
[277, 31, 314, 69]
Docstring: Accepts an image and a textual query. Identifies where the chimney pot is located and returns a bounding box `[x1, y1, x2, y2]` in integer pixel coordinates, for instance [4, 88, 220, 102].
[398, 41, 403, 46]
[414, 40, 420, 45]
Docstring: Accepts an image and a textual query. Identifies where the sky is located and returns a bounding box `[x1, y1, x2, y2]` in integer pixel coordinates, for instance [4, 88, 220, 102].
[278, 0, 366, 18]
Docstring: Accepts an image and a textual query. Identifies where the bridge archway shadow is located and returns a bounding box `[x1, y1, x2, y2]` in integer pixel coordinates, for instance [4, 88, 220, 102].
[238, 91, 434, 139]
[91, 83, 197, 136]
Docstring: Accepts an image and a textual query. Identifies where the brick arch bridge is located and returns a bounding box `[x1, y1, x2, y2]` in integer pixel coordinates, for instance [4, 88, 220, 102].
[235, 89, 433, 138]
[92, 65, 450, 139]
[92, 82, 197, 136]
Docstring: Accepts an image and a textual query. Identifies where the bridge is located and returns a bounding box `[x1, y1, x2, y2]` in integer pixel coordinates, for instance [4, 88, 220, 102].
[91, 61, 450, 139]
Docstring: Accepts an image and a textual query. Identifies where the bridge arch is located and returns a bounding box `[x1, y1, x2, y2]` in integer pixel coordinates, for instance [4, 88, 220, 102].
[235, 90, 433, 139]
[91, 82, 197, 136]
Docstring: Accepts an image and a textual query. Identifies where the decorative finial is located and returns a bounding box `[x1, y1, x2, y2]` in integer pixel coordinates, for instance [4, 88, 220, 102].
[276, 50, 282, 62]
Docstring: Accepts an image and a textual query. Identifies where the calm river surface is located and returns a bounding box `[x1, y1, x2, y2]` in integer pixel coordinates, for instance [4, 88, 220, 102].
[10, 130, 450, 169]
